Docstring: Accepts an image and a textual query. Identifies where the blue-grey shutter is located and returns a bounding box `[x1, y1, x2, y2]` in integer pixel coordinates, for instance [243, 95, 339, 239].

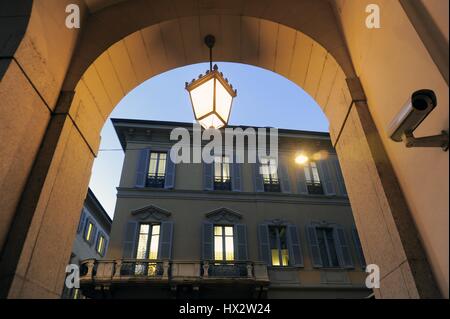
[122, 221, 138, 258]
[334, 226, 354, 269]
[296, 167, 309, 195]
[77, 210, 87, 233]
[351, 226, 366, 269]
[331, 156, 347, 196]
[135, 149, 150, 187]
[164, 154, 176, 189]
[287, 225, 303, 267]
[253, 162, 264, 192]
[258, 224, 271, 265]
[234, 224, 248, 261]
[278, 158, 291, 193]
[158, 221, 174, 260]
[306, 225, 323, 268]
[203, 162, 214, 191]
[201, 221, 214, 260]
[317, 160, 336, 195]
[231, 154, 242, 192]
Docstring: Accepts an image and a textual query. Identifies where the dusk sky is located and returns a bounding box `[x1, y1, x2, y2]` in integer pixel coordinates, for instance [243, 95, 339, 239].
[89, 62, 329, 217]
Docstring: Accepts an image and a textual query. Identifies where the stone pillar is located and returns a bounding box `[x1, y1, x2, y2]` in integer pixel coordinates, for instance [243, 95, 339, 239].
[0, 92, 96, 299]
[331, 78, 441, 298]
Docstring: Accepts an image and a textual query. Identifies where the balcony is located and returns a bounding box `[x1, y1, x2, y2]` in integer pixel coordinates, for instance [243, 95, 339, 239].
[214, 178, 232, 191]
[263, 178, 281, 192]
[79, 259, 270, 298]
[146, 175, 165, 188]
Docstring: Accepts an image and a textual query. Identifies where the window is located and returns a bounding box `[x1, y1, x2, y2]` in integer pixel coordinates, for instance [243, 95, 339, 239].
[96, 234, 106, 256]
[214, 155, 231, 190]
[147, 152, 167, 188]
[260, 158, 280, 192]
[304, 162, 324, 194]
[84, 221, 94, 243]
[316, 227, 339, 267]
[214, 225, 234, 261]
[269, 226, 289, 266]
[135, 224, 161, 275]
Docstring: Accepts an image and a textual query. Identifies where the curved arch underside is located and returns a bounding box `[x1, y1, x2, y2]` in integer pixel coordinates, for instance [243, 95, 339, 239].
[71, 15, 353, 152]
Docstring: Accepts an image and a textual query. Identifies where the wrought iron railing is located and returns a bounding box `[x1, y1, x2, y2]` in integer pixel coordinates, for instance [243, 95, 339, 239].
[306, 181, 324, 195]
[263, 178, 281, 192]
[146, 175, 165, 188]
[120, 260, 165, 277]
[214, 178, 231, 191]
[201, 261, 250, 278]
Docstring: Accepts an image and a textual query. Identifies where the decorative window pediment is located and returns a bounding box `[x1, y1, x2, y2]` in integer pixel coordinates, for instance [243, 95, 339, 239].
[131, 205, 171, 221]
[205, 207, 243, 223]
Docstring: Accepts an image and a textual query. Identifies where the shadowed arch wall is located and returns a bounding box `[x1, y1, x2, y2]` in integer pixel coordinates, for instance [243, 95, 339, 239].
[0, 0, 447, 299]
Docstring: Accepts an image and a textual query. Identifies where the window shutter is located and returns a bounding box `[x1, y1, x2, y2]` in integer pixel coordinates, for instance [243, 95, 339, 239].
[258, 224, 271, 265]
[334, 226, 354, 269]
[278, 158, 291, 193]
[234, 224, 248, 261]
[164, 154, 176, 189]
[231, 154, 242, 191]
[201, 221, 214, 260]
[135, 149, 150, 187]
[287, 225, 303, 267]
[122, 221, 138, 258]
[77, 210, 87, 233]
[317, 160, 336, 195]
[351, 226, 366, 269]
[331, 156, 347, 196]
[203, 162, 214, 191]
[306, 225, 323, 268]
[296, 167, 308, 195]
[158, 221, 174, 260]
[252, 162, 264, 192]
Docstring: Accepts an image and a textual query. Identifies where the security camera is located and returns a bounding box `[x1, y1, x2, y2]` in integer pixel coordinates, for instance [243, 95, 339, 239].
[388, 89, 448, 151]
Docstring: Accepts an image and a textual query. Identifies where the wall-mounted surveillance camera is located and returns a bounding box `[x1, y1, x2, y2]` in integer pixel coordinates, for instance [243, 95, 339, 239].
[388, 89, 448, 151]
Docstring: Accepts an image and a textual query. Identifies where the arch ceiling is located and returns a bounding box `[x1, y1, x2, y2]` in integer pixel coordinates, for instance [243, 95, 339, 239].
[70, 15, 353, 153]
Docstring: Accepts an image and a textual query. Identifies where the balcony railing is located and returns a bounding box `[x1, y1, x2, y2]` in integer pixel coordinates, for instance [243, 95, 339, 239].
[263, 178, 281, 192]
[146, 175, 165, 188]
[306, 181, 324, 195]
[214, 178, 232, 191]
[79, 259, 269, 284]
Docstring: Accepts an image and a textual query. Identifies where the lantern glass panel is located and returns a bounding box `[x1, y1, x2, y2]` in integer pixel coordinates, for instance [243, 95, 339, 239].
[199, 113, 224, 129]
[215, 79, 233, 123]
[190, 77, 214, 119]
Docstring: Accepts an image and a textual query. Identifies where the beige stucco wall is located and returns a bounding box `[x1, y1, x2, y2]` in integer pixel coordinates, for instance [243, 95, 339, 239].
[335, 0, 449, 296]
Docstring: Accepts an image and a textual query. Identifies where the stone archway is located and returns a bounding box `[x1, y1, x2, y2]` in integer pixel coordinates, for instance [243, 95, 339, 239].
[0, 0, 447, 299]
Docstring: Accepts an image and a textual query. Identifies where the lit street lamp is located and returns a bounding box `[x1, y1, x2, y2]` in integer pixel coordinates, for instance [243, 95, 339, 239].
[185, 35, 237, 129]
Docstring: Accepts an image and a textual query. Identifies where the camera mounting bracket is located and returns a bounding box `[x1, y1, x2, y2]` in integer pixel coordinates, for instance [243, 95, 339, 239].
[403, 130, 449, 151]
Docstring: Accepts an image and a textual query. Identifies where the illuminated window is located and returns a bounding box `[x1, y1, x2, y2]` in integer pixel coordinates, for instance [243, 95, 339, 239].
[214, 155, 231, 190]
[136, 224, 160, 260]
[84, 221, 94, 243]
[214, 225, 234, 261]
[304, 162, 324, 194]
[260, 158, 280, 192]
[147, 152, 167, 188]
[96, 234, 106, 256]
[269, 226, 289, 266]
[316, 227, 339, 268]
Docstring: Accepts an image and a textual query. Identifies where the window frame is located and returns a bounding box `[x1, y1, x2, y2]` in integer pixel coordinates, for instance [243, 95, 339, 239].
[83, 219, 95, 245]
[268, 225, 290, 267]
[260, 157, 281, 192]
[213, 224, 235, 261]
[303, 161, 324, 195]
[315, 226, 340, 268]
[213, 155, 232, 191]
[134, 223, 161, 260]
[96, 233, 107, 256]
[146, 151, 168, 188]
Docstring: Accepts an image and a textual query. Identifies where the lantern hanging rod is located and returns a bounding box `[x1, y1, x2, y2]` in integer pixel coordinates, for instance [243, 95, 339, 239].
[204, 34, 216, 71]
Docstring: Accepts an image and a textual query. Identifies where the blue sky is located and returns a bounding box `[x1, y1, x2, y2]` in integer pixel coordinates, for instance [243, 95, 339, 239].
[89, 62, 329, 217]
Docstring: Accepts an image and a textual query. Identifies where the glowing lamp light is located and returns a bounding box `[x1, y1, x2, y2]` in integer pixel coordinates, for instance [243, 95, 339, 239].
[295, 154, 309, 165]
[185, 35, 237, 130]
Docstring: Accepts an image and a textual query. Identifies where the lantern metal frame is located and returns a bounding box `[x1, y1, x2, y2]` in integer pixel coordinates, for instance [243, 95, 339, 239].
[185, 35, 237, 129]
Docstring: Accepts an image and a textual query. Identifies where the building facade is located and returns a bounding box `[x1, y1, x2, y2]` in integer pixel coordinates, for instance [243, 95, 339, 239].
[62, 189, 112, 299]
[79, 119, 371, 299]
